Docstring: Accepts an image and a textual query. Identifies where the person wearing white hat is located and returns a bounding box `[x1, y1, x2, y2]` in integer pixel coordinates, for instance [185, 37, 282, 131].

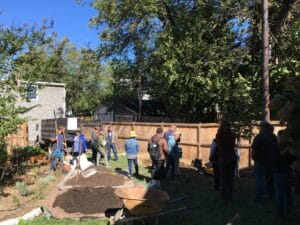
[125, 130, 140, 179]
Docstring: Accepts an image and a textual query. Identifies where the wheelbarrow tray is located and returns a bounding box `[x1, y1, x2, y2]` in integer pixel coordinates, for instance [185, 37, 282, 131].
[114, 187, 169, 216]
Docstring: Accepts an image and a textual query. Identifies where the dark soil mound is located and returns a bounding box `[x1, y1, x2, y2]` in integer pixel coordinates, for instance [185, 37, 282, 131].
[88, 165, 112, 173]
[66, 172, 125, 187]
[53, 187, 123, 214]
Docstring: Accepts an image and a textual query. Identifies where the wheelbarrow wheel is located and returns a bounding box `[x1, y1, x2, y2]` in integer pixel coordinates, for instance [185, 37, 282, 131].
[114, 209, 124, 221]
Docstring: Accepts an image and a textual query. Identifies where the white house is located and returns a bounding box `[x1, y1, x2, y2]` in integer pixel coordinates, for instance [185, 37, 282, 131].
[16, 81, 66, 143]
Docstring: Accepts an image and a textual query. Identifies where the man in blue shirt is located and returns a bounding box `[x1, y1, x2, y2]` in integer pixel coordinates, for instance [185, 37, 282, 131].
[164, 125, 176, 141]
[125, 130, 139, 178]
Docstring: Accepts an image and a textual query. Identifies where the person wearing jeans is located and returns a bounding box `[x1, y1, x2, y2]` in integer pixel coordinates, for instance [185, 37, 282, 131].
[165, 132, 181, 180]
[251, 121, 277, 202]
[149, 128, 169, 181]
[272, 129, 295, 218]
[72, 129, 87, 166]
[106, 125, 119, 161]
[216, 121, 236, 202]
[125, 130, 139, 178]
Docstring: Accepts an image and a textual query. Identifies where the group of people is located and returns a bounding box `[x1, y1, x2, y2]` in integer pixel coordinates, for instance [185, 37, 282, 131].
[50, 125, 119, 170]
[50, 121, 299, 218]
[122, 125, 183, 180]
[50, 124, 183, 182]
[252, 121, 299, 219]
[209, 120, 300, 219]
[90, 125, 119, 168]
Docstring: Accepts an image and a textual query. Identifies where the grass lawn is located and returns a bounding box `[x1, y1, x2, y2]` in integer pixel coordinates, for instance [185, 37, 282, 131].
[22, 154, 300, 225]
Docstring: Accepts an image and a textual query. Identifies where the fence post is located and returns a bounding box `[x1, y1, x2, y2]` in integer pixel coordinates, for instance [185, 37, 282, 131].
[197, 123, 202, 159]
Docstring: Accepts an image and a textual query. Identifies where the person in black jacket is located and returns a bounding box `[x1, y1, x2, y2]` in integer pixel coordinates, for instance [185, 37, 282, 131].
[251, 121, 277, 202]
[273, 129, 295, 219]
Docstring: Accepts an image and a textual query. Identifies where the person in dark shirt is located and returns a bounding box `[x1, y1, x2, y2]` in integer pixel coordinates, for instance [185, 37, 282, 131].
[216, 121, 236, 202]
[149, 127, 168, 181]
[251, 121, 277, 203]
[272, 129, 295, 218]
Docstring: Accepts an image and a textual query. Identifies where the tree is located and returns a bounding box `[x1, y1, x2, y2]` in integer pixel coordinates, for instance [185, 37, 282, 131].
[15, 35, 111, 116]
[90, 0, 256, 123]
[0, 22, 55, 166]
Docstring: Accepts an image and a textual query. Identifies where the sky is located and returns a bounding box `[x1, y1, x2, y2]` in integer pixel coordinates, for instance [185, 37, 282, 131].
[0, 0, 101, 48]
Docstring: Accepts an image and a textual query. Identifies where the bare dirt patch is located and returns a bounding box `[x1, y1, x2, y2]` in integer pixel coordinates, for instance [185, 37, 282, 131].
[53, 187, 122, 214]
[65, 171, 126, 188]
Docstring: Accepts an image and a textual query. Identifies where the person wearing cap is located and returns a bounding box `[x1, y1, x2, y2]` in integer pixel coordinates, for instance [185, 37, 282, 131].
[125, 130, 140, 178]
[251, 120, 277, 203]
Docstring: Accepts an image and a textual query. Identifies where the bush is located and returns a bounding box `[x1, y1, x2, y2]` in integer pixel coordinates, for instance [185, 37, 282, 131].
[35, 175, 55, 199]
[15, 181, 31, 196]
[12, 146, 45, 164]
[0, 145, 8, 167]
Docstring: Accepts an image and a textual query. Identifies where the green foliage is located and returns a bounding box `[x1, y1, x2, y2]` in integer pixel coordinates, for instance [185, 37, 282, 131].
[12, 196, 21, 207]
[35, 175, 55, 199]
[89, 0, 258, 125]
[88, 0, 300, 127]
[270, 76, 300, 156]
[19, 217, 108, 225]
[12, 146, 44, 164]
[15, 181, 31, 196]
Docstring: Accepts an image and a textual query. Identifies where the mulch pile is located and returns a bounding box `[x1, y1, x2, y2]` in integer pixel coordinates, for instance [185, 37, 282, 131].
[53, 187, 123, 214]
[65, 172, 125, 187]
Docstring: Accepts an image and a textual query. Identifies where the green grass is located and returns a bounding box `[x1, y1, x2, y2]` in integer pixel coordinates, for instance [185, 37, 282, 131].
[18, 217, 107, 225]
[23, 155, 300, 225]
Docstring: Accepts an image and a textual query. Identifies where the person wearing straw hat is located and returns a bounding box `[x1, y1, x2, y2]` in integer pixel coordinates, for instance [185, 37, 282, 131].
[125, 130, 140, 179]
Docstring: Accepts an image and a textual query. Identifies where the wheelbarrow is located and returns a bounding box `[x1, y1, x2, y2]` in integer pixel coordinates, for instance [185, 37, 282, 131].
[111, 187, 193, 225]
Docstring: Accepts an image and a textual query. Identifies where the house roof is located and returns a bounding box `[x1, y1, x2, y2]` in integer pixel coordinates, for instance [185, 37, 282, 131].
[126, 100, 166, 116]
[19, 80, 66, 87]
[95, 100, 167, 116]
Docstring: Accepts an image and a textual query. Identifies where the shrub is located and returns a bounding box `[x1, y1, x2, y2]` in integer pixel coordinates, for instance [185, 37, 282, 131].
[15, 181, 31, 196]
[35, 175, 55, 199]
[12, 146, 45, 164]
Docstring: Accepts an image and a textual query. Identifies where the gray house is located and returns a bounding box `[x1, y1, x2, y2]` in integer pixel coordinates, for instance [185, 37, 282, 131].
[16, 81, 66, 143]
[94, 100, 169, 122]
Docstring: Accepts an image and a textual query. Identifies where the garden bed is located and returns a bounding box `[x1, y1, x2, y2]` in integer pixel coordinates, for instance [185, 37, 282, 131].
[51, 187, 123, 219]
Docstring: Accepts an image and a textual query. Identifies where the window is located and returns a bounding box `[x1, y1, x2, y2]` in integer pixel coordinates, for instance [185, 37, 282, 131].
[27, 85, 38, 101]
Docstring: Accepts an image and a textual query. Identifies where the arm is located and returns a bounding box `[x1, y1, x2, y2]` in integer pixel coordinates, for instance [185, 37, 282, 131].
[251, 135, 260, 160]
[209, 141, 217, 162]
[81, 135, 87, 152]
[50, 134, 57, 142]
[124, 141, 128, 153]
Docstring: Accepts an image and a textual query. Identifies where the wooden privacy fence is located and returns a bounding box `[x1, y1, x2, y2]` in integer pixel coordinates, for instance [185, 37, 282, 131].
[5, 124, 28, 153]
[78, 120, 284, 169]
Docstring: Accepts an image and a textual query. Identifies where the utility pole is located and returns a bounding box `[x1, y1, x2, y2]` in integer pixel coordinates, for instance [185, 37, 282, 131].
[138, 75, 142, 122]
[262, 0, 270, 122]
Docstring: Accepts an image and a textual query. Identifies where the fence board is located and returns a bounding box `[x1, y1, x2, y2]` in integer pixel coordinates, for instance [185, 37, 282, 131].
[6, 124, 28, 153]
